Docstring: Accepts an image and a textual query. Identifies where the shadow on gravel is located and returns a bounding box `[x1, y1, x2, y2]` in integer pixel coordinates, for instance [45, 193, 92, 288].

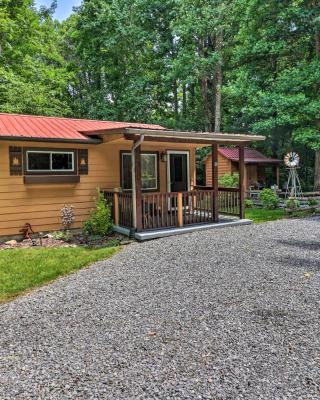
[278, 239, 320, 251]
[276, 255, 320, 272]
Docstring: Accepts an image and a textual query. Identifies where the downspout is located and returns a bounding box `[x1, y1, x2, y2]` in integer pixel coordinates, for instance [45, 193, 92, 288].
[132, 134, 145, 229]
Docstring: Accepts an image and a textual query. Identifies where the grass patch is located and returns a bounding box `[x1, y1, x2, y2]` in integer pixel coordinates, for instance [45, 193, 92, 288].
[245, 208, 287, 223]
[0, 245, 120, 303]
[245, 207, 318, 223]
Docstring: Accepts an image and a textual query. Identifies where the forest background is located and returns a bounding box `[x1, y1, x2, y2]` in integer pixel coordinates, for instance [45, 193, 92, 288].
[1, 0, 319, 188]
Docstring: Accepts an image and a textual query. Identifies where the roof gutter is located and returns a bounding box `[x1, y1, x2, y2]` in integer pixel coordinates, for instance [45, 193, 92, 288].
[0, 135, 102, 144]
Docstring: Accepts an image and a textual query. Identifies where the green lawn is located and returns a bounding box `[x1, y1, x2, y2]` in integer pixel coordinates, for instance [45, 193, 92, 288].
[245, 208, 287, 223]
[0, 245, 120, 303]
[245, 207, 318, 223]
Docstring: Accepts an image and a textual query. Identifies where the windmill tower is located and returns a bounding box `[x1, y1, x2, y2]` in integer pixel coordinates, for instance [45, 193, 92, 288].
[284, 152, 303, 198]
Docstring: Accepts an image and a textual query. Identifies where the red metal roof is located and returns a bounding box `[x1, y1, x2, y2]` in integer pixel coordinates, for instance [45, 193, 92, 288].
[0, 113, 164, 142]
[218, 147, 281, 164]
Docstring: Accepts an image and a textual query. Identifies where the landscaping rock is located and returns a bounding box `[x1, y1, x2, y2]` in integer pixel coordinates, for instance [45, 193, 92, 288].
[4, 239, 17, 246]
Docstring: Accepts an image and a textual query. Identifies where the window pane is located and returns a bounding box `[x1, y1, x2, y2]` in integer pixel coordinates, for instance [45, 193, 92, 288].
[122, 154, 132, 190]
[121, 153, 157, 190]
[141, 154, 157, 189]
[142, 178, 157, 189]
[27, 152, 50, 171]
[52, 153, 73, 170]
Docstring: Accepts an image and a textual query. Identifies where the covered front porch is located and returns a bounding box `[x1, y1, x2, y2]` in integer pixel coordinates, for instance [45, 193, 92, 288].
[95, 127, 264, 240]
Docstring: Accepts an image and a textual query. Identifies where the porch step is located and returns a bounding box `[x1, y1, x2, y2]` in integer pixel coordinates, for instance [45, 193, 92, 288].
[134, 219, 252, 241]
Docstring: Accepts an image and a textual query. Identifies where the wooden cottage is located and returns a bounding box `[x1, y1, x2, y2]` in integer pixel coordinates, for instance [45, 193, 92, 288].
[0, 113, 265, 240]
[205, 147, 281, 193]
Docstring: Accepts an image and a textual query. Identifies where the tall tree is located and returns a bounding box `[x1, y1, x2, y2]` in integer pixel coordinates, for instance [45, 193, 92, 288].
[0, 0, 71, 116]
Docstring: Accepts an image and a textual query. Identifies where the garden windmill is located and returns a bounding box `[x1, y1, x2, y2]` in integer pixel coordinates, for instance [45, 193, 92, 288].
[284, 152, 303, 199]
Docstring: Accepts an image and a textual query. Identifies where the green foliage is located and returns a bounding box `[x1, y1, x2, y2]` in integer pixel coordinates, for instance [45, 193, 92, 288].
[82, 190, 113, 237]
[308, 198, 319, 207]
[0, 246, 119, 302]
[2, 0, 320, 189]
[52, 230, 73, 242]
[218, 173, 239, 188]
[259, 189, 279, 209]
[244, 198, 254, 208]
[285, 199, 300, 210]
[0, 0, 72, 115]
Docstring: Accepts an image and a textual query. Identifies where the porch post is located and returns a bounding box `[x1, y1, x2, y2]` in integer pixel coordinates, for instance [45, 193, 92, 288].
[212, 143, 219, 222]
[134, 141, 143, 231]
[276, 164, 280, 188]
[239, 145, 245, 219]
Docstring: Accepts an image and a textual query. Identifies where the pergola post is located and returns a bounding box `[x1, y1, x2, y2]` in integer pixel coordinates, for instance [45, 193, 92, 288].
[276, 165, 280, 188]
[212, 143, 219, 222]
[134, 141, 143, 231]
[239, 145, 245, 219]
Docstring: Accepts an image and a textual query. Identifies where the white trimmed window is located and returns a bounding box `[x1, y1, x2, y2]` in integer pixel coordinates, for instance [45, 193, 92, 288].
[121, 152, 158, 191]
[26, 150, 74, 172]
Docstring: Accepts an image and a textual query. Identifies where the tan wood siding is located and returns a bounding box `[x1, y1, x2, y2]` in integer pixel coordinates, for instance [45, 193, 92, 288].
[205, 153, 232, 186]
[0, 140, 196, 236]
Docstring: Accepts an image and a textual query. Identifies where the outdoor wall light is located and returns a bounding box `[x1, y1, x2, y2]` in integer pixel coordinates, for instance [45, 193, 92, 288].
[160, 151, 167, 162]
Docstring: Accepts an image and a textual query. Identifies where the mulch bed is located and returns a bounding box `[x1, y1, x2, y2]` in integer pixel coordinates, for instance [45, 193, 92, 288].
[0, 232, 129, 250]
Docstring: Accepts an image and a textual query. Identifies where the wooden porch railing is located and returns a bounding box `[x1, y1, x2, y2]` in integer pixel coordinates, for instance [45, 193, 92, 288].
[194, 186, 240, 216]
[104, 187, 240, 231]
[218, 188, 240, 216]
[142, 192, 179, 230]
[103, 191, 133, 228]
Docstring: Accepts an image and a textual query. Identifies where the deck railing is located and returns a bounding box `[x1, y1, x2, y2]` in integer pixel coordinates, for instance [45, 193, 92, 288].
[142, 192, 179, 230]
[218, 188, 240, 215]
[103, 191, 133, 228]
[104, 187, 240, 231]
[182, 190, 215, 225]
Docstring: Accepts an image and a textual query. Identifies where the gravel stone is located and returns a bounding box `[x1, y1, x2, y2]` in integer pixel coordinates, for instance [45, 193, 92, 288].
[0, 217, 319, 399]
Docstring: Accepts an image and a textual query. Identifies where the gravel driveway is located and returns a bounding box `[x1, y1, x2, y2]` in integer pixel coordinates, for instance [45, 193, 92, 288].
[0, 218, 320, 399]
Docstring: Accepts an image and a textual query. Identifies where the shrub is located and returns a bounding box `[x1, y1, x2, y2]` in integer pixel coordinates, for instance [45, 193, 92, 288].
[259, 188, 279, 209]
[308, 198, 319, 207]
[83, 189, 113, 237]
[286, 198, 300, 209]
[218, 173, 239, 188]
[52, 230, 73, 242]
[244, 198, 254, 208]
[60, 204, 75, 230]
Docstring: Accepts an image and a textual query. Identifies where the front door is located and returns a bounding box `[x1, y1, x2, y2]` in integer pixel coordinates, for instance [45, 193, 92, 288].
[168, 152, 189, 192]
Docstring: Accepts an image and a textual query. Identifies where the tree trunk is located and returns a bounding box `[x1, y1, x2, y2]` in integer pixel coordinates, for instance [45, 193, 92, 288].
[214, 64, 222, 132]
[182, 83, 187, 117]
[201, 77, 210, 131]
[314, 150, 320, 191]
[173, 80, 178, 120]
[198, 38, 211, 131]
[214, 33, 223, 133]
[313, 29, 320, 190]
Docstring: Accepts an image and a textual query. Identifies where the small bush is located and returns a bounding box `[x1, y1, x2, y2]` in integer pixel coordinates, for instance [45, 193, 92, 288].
[308, 198, 319, 207]
[286, 198, 300, 209]
[83, 189, 113, 237]
[52, 230, 73, 242]
[218, 173, 239, 188]
[259, 188, 279, 209]
[244, 198, 254, 208]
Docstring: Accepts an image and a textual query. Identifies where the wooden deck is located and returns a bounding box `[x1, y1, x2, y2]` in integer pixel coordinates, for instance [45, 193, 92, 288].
[104, 188, 240, 232]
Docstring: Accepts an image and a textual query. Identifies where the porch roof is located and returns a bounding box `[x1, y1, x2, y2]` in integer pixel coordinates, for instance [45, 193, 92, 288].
[94, 127, 265, 145]
[124, 128, 265, 144]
